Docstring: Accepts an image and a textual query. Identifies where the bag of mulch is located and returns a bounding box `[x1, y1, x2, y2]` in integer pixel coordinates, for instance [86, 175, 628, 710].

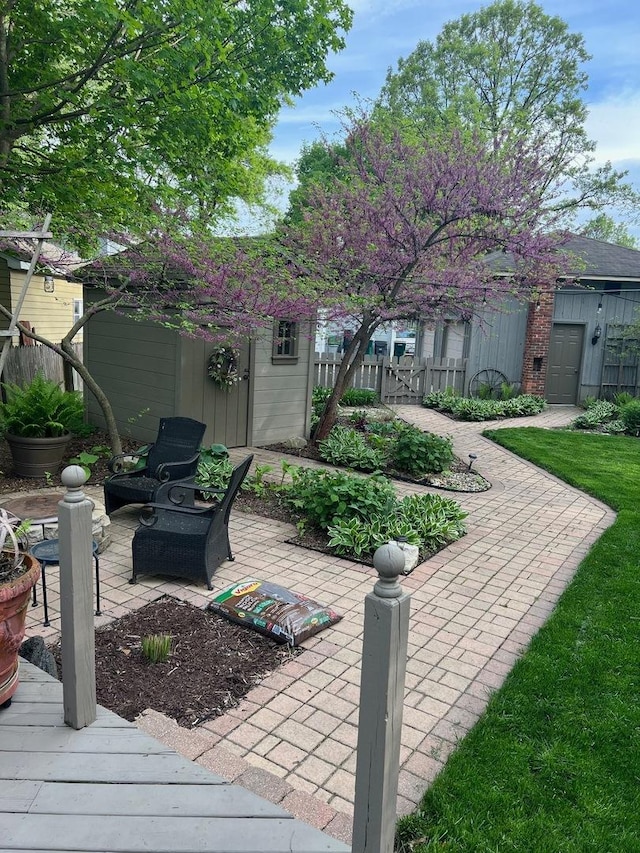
[207, 578, 342, 647]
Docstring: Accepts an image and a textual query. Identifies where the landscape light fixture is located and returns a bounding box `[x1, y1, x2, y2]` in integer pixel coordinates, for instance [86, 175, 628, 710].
[468, 453, 478, 472]
[591, 324, 602, 345]
[597, 300, 603, 314]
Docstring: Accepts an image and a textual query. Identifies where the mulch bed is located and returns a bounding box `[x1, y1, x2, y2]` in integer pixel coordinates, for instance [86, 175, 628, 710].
[0, 431, 140, 495]
[51, 596, 300, 728]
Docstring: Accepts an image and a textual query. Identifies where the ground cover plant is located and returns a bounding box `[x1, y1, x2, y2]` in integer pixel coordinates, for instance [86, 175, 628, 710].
[396, 427, 640, 852]
[569, 393, 640, 436]
[283, 465, 467, 562]
[423, 389, 546, 421]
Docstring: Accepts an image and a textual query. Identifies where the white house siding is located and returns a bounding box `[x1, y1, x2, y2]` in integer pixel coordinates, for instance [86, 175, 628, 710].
[10, 270, 83, 344]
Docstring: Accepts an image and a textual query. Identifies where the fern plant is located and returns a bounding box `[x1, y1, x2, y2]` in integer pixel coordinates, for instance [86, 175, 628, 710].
[0, 373, 85, 437]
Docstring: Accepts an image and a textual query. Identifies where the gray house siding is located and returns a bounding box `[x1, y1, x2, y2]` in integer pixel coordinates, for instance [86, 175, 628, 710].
[466, 298, 529, 392]
[555, 284, 640, 400]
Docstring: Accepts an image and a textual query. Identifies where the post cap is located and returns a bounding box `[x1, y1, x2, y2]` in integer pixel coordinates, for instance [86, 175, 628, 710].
[61, 465, 89, 488]
[372, 540, 405, 598]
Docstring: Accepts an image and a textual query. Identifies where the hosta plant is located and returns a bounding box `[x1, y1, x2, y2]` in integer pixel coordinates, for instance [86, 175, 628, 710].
[318, 426, 387, 472]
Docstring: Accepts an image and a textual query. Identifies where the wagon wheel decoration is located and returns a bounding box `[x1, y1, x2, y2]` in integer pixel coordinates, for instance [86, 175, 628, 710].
[468, 368, 509, 399]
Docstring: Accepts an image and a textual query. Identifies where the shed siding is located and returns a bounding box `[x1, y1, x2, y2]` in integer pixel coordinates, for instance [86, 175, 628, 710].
[250, 325, 313, 446]
[85, 308, 178, 444]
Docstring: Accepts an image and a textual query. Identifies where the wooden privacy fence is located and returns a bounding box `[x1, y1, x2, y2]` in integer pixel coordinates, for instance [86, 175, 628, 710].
[315, 352, 467, 405]
[1, 342, 83, 392]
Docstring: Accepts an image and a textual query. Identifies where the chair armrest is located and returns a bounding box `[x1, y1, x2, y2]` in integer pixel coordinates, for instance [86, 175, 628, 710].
[154, 478, 224, 506]
[153, 452, 201, 483]
[107, 445, 151, 475]
[138, 500, 217, 527]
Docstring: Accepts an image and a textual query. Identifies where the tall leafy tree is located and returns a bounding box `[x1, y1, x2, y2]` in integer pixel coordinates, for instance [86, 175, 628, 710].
[0, 0, 352, 236]
[375, 0, 632, 218]
[280, 116, 571, 440]
[580, 214, 638, 249]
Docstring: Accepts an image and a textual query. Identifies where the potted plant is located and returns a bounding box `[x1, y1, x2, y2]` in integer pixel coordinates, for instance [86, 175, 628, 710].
[0, 373, 86, 478]
[0, 509, 40, 708]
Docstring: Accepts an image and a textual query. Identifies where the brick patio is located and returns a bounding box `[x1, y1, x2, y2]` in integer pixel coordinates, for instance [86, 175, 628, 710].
[23, 405, 615, 845]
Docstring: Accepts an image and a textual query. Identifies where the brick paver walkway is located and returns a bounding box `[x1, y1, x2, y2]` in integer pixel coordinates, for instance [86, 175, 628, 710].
[23, 405, 615, 845]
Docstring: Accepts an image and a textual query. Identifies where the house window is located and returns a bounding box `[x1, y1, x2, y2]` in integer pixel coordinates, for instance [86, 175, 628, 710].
[73, 298, 83, 325]
[272, 320, 298, 361]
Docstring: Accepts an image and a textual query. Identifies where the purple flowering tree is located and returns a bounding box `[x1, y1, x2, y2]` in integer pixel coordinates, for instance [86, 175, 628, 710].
[281, 117, 570, 440]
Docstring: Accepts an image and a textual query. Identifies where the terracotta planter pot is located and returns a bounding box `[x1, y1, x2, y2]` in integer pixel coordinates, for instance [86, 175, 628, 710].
[6, 433, 72, 478]
[0, 553, 41, 707]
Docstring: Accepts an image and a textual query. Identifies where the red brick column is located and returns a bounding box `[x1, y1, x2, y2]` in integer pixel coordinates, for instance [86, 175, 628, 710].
[521, 287, 555, 396]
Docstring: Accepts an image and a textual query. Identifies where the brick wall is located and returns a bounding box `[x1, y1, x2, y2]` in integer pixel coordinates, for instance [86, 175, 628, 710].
[521, 288, 555, 396]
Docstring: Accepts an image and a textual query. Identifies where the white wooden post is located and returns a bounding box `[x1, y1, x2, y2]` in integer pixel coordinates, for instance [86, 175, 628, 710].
[58, 465, 96, 729]
[352, 541, 410, 853]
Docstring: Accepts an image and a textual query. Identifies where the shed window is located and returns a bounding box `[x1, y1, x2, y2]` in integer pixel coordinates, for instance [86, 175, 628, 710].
[73, 299, 83, 325]
[272, 320, 298, 361]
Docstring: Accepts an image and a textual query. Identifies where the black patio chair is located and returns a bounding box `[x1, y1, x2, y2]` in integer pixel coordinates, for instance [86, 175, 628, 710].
[103, 417, 206, 516]
[130, 454, 254, 590]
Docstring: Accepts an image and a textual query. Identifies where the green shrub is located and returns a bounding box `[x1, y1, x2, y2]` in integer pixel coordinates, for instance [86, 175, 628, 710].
[0, 373, 86, 437]
[196, 443, 232, 492]
[391, 426, 453, 476]
[396, 493, 467, 549]
[326, 492, 467, 559]
[340, 388, 378, 407]
[318, 426, 387, 472]
[312, 385, 332, 416]
[620, 399, 640, 436]
[601, 419, 627, 434]
[422, 389, 458, 411]
[571, 400, 618, 430]
[284, 466, 396, 531]
[242, 463, 274, 497]
[452, 398, 502, 420]
[499, 382, 519, 400]
[500, 394, 547, 417]
[613, 391, 634, 408]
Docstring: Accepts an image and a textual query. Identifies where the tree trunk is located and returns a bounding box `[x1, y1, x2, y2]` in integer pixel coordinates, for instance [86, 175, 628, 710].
[314, 319, 379, 442]
[60, 338, 122, 456]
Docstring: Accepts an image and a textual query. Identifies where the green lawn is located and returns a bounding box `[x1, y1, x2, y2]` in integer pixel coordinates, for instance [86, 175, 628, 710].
[396, 427, 640, 853]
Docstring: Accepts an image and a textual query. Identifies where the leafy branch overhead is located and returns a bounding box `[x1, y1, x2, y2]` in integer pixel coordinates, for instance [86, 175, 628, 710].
[0, 0, 353, 235]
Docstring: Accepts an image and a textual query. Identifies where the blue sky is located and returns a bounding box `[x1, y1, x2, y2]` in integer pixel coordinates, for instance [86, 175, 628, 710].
[266, 0, 640, 227]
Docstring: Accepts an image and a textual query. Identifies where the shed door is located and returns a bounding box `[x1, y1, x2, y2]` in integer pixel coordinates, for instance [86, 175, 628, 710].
[546, 324, 584, 404]
[205, 342, 250, 448]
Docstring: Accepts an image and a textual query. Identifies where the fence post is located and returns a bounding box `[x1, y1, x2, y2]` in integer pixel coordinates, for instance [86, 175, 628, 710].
[352, 541, 410, 853]
[58, 465, 96, 729]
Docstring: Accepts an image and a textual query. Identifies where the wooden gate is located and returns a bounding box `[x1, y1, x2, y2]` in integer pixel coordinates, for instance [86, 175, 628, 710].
[314, 354, 466, 405]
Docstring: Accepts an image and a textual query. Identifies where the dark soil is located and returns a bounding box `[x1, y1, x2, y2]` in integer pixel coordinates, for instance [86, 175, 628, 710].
[0, 431, 141, 495]
[261, 437, 490, 493]
[51, 596, 299, 728]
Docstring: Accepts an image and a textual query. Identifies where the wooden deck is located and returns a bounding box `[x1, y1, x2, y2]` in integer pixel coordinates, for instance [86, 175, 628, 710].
[0, 661, 349, 853]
